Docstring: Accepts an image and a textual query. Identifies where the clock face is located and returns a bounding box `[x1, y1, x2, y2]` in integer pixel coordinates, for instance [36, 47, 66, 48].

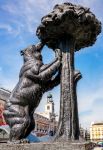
[47, 106, 50, 110]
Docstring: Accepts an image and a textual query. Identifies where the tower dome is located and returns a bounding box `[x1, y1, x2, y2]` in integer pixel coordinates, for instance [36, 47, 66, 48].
[47, 93, 53, 103]
[47, 93, 52, 99]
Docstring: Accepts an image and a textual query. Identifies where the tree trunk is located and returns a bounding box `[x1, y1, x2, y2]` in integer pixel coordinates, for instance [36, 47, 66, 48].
[54, 36, 80, 141]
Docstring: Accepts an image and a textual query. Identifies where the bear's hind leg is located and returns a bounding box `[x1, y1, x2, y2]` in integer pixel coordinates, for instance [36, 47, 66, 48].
[9, 117, 30, 143]
[4, 104, 30, 143]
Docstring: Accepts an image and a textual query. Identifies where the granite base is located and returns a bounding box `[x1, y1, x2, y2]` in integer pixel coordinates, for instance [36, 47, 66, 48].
[0, 142, 95, 150]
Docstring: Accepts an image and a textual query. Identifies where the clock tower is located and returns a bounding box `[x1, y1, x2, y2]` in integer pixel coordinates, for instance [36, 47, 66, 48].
[45, 93, 55, 119]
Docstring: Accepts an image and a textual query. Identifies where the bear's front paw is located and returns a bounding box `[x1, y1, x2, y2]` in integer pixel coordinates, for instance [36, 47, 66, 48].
[55, 48, 62, 60]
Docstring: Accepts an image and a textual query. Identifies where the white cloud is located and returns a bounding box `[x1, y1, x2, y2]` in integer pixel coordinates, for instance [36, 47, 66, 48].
[79, 102, 103, 129]
[1, 2, 18, 14]
[0, 69, 17, 91]
[0, 23, 21, 36]
[78, 79, 103, 128]
[0, 24, 12, 33]
[1, 0, 103, 35]
[0, 53, 22, 91]
[78, 86, 103, 112]
[78, 0, 96, 6]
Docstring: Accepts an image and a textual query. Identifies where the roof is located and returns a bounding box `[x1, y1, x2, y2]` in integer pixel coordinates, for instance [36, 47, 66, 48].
[34, 113, 50, 121]
[0, 88, 11, 101]
[92, 122, 103, 126]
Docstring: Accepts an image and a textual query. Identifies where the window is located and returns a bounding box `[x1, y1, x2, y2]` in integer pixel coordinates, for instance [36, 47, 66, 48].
[47, 106, 50, 110]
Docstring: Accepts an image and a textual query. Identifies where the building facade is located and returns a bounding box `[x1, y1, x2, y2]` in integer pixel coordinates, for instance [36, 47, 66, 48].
[90, 122, 103, 142]
[0, 88, 10, 126]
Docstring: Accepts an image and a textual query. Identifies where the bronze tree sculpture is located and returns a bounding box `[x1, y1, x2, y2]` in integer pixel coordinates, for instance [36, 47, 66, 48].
[3, 42, 62, 143]
[36, 2, 101, 141]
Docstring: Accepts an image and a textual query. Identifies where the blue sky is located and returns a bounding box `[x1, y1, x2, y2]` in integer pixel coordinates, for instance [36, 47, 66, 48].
[0, 0, 103, 128]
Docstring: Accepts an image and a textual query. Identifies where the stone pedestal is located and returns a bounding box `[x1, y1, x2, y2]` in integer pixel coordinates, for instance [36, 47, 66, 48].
[0, 142, 95, 150]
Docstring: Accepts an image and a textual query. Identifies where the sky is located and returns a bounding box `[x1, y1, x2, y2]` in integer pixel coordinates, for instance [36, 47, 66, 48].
[0, 0, 103, 129]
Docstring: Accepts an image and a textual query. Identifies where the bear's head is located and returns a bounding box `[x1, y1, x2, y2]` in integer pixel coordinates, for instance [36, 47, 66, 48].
[20, 45, 43, 63]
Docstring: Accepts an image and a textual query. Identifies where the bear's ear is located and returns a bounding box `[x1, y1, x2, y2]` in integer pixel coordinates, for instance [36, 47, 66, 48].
[20, 50, 24, 56]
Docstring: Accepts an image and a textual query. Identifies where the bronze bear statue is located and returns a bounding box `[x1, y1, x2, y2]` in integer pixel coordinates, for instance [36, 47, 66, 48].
[3, 42, 61, 143]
